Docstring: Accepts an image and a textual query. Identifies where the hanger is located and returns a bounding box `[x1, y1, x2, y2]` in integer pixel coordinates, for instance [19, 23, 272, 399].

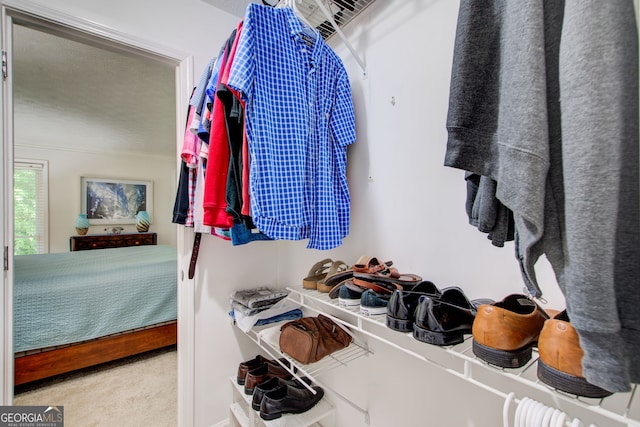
[277, 0, 367, 77]
[310, 0, 367, 76]
[277, 0, 316, 31]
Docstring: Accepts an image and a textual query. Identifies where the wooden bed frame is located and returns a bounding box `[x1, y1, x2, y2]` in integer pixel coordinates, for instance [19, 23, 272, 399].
[14, 233, 177, 387]
[14, 321, 177, 386]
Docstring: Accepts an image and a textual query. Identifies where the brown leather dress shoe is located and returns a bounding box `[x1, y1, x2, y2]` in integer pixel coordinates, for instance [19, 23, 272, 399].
[236, 355, 266, 385]
[537, 311, 612, 398]
[244, 359, 293, 395]
[472, 294, 549, 368]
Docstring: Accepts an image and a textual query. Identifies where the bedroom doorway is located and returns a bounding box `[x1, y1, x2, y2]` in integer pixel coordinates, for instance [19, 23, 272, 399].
[0, 4, 194, 421]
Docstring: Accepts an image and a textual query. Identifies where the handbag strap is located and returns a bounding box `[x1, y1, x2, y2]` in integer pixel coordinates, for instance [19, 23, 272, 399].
[316, 314, 352, 345]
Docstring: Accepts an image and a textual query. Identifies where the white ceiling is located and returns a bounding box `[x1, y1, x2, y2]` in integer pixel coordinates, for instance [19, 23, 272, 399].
[12, 24, 177, 157]
[199, 0, 259, 17]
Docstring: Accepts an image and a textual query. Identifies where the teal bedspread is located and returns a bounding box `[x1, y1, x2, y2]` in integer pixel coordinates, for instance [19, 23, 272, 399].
[13, 245, 177, 353]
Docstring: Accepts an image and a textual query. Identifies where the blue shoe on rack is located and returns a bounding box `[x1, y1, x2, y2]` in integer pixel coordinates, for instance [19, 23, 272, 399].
[338, 281, 364, 308]
[360, 289, 390, 317]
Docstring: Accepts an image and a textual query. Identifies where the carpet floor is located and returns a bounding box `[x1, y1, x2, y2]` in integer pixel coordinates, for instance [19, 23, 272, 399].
[14, 346, 177, 427]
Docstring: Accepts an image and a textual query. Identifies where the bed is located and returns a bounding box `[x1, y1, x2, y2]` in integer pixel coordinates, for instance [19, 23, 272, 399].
[13, 244, 177, 386]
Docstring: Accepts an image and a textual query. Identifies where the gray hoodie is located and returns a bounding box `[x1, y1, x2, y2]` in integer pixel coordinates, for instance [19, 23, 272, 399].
[444, 0, 639, 393]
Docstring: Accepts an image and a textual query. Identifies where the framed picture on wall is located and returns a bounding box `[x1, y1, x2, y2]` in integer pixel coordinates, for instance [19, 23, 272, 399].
[81, 177, 153, 224]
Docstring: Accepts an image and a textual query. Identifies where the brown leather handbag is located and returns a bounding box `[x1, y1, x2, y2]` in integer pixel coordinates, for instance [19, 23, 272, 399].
[279, 314, 352, 364]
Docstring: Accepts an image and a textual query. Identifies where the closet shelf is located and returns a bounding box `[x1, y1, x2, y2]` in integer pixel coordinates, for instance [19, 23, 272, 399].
[249, 322, 370, 380]
[294, 0, 374, 76]
[285, 287, 640, 427]
[230, 377, 334, 427]
[298, 0, 376, 41]
[240, 321, 372, 424]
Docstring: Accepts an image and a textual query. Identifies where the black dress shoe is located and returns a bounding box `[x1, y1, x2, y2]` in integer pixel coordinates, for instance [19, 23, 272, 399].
[413, 287, 485, 346]
[259, 384, 324, 420]
[251, 376, 312, 411]
[386, 281, 441, 332]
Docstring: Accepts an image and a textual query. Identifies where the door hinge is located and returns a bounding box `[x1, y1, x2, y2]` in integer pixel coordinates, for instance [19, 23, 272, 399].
[3, 246, 8, 271]
[2, 51, 7, 80]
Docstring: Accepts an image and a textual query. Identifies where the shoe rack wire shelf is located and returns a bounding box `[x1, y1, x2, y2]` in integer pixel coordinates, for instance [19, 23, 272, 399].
[286, 287, 640, 427]
[240, 319, 373, 424]
[229, 376, 335, 427]
[310, 0, 375, 41]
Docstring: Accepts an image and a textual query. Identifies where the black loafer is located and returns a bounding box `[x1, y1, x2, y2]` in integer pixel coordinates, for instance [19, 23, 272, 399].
[413, 287, 483, 346]
[386, 281, 441, 332]
[260, 384, 324, 420]
[251, 376, 312, 411]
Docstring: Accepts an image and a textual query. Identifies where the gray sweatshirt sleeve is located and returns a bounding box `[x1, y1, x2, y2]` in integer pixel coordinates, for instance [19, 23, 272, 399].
[557, 0, 639, 393]
[445, 0, 552, 298]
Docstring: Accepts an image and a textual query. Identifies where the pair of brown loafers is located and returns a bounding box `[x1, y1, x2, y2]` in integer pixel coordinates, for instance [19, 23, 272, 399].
[471, 294, 611, 398]
[536, 311, 612, 398]
[236, 355, 294, 395]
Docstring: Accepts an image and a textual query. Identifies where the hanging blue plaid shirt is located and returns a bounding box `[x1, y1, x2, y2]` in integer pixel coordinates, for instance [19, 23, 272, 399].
[227, 4, 356, 250]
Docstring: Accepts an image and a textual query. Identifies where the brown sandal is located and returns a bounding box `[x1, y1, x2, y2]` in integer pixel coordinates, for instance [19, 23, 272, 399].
[317, 260, 351, 293]
[353, 255, 422, 289]
[352, 256, 393, 274]
[302, 258, 333, 290]
[326, 256, 390, 298]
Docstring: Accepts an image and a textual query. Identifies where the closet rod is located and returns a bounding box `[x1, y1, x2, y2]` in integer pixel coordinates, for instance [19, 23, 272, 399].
[310, 0, 368, 77]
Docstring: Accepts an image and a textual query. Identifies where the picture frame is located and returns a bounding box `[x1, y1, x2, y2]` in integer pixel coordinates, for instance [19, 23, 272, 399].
[81, 177, 153, 225]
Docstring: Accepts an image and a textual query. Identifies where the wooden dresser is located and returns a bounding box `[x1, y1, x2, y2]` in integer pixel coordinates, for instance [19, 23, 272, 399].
[69, 232, 157, 251]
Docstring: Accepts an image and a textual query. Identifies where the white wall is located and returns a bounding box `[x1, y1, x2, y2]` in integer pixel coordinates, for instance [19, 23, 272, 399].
[273, 1, 569, 426]
[278, 0, 565, 313]
[15, 145, 177, 251]
[187, 0, 572, 425]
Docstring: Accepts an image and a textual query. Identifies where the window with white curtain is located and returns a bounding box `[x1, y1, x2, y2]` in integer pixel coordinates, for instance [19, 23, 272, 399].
[14, 159, 49, 255]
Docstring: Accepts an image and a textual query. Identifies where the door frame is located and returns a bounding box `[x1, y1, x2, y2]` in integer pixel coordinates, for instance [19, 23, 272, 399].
[0, 1, 195, 424]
